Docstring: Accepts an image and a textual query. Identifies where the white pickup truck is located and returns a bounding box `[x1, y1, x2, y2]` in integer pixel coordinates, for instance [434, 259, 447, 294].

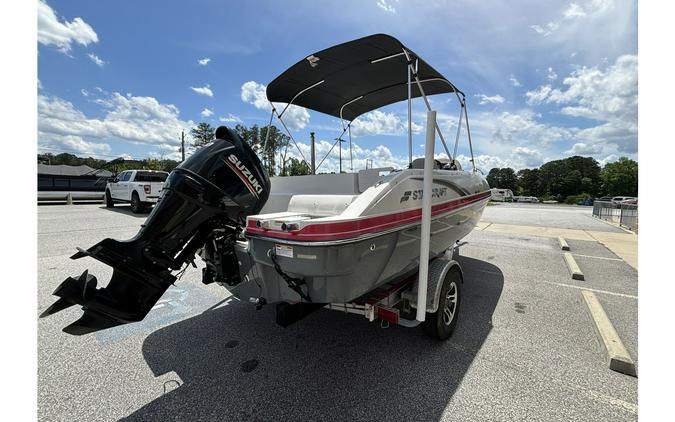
[105, 170, 169, 213]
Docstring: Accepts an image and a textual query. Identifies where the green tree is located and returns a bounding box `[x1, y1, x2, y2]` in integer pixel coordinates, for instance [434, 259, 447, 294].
[281, 157, 311, 176]
[516, 168, 542, 196]
[486, 167, 517, 192]
[499, 168, 518, 192]
[538, 156, 601, 200]
[486, 168, 500, 188]
[190, 122, 215, 148]
[234, 124, 291, 176]
[600, 157, 638, 196]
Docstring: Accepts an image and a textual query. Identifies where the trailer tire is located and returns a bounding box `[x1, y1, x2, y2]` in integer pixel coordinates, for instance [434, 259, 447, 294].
[423, 267, 462, 340]
[105, 190, 114, 208]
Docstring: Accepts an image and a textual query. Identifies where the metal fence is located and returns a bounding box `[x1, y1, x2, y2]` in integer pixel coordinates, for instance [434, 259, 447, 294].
[592, 201, 638, 232]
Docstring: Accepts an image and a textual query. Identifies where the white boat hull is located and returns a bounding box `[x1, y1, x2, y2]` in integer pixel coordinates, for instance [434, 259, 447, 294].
[233, 169, 490, 304]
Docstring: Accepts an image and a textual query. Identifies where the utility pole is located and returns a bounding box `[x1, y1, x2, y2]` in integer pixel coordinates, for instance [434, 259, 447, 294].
[310, 132, 316, 175]
[181, 130, 185, 162]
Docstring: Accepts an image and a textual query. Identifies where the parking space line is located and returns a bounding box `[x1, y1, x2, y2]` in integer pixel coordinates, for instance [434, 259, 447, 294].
[571, 253, 623, 262]
[471, 265, 636, 299]
[534, 279, 637, 299]
[582, 290, 637, 377]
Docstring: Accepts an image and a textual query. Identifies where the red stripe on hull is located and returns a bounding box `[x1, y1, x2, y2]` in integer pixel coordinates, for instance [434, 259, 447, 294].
[246, 190, 490, 242]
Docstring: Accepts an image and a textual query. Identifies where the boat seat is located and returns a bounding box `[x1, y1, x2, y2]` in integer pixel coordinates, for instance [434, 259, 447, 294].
[287, 194, 359, 217]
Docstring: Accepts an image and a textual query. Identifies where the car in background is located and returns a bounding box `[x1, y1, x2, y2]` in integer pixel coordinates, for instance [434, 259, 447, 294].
[576, 198, 594, 206]
[105, 170, 169, 213]
[611, 196, 637, 204]
[514, 196, 539, 203]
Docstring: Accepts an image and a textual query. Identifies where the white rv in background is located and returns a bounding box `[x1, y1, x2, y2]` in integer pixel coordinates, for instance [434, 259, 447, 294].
[490, 188, 514, 202]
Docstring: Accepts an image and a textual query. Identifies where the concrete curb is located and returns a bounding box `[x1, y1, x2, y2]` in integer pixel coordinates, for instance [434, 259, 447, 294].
[558, 236, 570, 251]
[563, 252, 584, 280]
[581, 290, 637, 377]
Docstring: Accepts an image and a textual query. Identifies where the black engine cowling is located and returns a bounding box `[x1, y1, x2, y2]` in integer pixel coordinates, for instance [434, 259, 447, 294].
[40, 126, 270, 335]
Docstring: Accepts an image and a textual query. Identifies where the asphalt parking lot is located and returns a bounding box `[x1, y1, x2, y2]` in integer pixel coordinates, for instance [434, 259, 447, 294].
[37, 202, 638, 421]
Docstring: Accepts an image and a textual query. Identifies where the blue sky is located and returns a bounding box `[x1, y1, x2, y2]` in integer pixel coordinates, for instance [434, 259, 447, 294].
[37, 0, 637, 172]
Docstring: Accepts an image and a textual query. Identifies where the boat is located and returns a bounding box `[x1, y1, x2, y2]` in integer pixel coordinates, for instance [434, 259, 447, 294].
[41, 34, 490, 338]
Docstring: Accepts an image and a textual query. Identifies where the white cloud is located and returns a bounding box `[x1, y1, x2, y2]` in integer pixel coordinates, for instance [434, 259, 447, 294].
[564, 142, 603, 155]
[455, 154, 510, 172]
[530, 0, 614, 37]
[200, 108, 213, 117]
[198, 58, 211, 66]
[350, 110, 422, 136]
[240, 81, 310, 130]
[219, 113, 243, 124]
[39, 133, 111, 157]
[433, 107, 573, 169]
[148, 147, 183, 162]
[512, 146, 543, 166]
[38, 91, 194, 148]
[547, 67, 558, 80]
[598, 154, 620, 166]
[530, 22, 558, 37]
[376, 0, 396, 14]
[80, 89, 89, 97]
[525, 85, 553, 104]
[190, 85, 214, 97]
[476, 94, 505, 105]
[524, 55, 637, 153]
[564, 3, 586, 18]
[509, 74, 521, 87]
[38, 79, 44, 90]
[38, 0, 98, 53]
[87, 53, 106, 67]
[241, 81, 268, 108]
[453, 148, 542, 172]
[285, 139, 409, 174]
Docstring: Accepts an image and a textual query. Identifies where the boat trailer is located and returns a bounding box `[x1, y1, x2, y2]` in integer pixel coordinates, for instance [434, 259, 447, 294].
[279, 242, 466, 339]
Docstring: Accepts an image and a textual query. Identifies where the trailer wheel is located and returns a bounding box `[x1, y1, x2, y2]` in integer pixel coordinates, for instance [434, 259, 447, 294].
[105, 190, 114, 208]
[423, 268, 462, 340]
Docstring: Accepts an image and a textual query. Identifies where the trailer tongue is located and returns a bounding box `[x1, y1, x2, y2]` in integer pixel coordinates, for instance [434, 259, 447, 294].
[40, 126, 271, 334]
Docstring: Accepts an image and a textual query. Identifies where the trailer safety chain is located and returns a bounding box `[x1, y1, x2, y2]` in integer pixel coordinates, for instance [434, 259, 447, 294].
[269, 252, 312, 302]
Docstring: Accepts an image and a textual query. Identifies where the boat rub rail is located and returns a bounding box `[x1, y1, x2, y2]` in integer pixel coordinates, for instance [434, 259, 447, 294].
[245, 190, 491, 242]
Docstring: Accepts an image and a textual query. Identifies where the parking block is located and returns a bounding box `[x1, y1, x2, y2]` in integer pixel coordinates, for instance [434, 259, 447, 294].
[581, 290, 637, 377]
[563, 252, 584, 280]
[558, 236, 570, 251]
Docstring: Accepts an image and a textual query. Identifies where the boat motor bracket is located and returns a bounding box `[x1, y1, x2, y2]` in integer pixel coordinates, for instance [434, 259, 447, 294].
[401, 258, 463, 313]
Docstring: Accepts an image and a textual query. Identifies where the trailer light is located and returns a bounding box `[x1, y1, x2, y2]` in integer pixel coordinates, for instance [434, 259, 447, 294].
[375, 305, 400, 325]
[143, 185, 151, 194]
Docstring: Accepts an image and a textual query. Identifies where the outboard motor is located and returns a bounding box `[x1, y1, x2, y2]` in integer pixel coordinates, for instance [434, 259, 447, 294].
[40, 126, 270, 335]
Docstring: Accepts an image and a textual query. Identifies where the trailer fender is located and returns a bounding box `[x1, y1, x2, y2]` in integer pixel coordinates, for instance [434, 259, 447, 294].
[404, 258, 463, 313]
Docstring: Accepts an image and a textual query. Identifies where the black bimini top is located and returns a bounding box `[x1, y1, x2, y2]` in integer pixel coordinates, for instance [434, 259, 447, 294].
[266, 34, 458, 121]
